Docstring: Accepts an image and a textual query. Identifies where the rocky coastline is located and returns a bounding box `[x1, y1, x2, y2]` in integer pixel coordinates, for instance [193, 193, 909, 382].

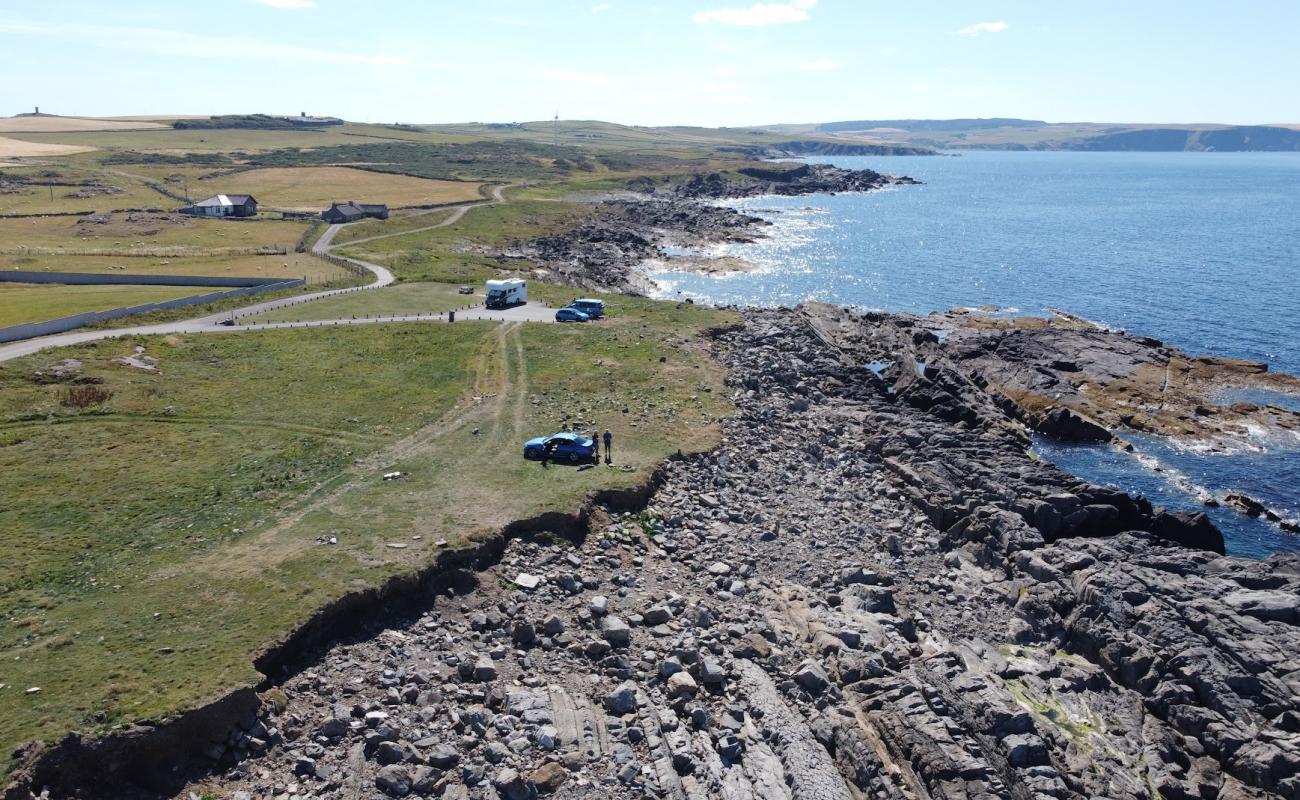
[806, 304, 1300, 531]
[13, 305, 1297, 799]
[499, 163, 915, 294]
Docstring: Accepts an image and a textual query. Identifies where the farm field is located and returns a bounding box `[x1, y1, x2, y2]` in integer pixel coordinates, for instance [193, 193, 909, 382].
[195, 166, 485, 211]
[0, 253, 345, 282]
[0, 137, 97, 160]
[329, 205, 471, 245]
[242, 280, 475, 323]
[0, 296, 735, 764]
[0, 117, 167, 133]
[0, 166, 166, 215]
[0, 213, 305, 253]
[0, 283, 207, 327]
[0, 122, 471, 153]
[334, 198, 591, 282]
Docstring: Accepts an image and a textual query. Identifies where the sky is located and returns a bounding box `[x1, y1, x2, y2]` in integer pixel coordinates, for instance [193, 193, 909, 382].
[2, 1, 1298, 126]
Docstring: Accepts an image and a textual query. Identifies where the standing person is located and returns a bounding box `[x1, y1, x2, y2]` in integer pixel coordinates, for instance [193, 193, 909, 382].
[603, 429, 613, 464]
[542, 439, 555, 469]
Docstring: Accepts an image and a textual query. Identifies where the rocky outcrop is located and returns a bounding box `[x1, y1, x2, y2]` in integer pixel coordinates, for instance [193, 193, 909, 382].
[802, 302, 1300, 452]
[501, 200, 767, 293]
[676, 162, 917, 199]
[504, 164, 918, 293]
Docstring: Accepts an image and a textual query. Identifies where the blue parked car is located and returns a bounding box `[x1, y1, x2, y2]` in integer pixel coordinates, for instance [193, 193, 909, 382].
[523, 432, 597, 463]
[555, 307, 590, 323]
[570, 298, 605, 319]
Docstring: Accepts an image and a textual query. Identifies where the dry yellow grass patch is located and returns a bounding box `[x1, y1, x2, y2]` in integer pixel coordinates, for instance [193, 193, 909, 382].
[0, 136, 96, 158]
[199, 166, 484, 211]
[0, 116, 166, 133]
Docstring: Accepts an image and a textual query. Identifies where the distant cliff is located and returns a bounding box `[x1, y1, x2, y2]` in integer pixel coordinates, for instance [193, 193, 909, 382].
[1059, 125, 1300, 152]
[791, 119, 1300, 152]
[721, 140, 937, 158]
[817, 118, 1045, 133]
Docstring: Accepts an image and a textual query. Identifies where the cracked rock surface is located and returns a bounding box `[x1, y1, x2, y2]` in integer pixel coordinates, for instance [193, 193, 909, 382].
[182, 308, 1300, 800]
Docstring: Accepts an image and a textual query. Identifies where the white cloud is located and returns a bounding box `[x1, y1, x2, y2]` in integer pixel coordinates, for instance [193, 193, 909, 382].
[591, 3, 611, 12]
[251, 0, 317, 8]
[0, 20, 411, 66]
[797, 58, 837, 72]
[958, 21, 1008, 36]
[693, 0, 816, 27]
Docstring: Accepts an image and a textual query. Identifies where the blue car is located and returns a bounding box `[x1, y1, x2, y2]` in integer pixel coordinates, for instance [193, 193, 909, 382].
[555, 307, 591, 323]
[523, 432, 597, 463]
[571, 298, 605, 319]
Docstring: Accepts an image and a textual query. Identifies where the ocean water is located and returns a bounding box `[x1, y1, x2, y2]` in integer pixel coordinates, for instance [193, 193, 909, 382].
[651, 152, 1300, 557]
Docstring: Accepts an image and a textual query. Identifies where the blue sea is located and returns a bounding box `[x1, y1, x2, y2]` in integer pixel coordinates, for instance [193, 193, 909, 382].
[650, 152, 1300, 558]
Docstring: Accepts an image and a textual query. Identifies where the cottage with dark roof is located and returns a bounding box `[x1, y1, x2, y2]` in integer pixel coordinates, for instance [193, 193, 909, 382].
[184, 194, 258, 218]
[321, 201, 389, 224]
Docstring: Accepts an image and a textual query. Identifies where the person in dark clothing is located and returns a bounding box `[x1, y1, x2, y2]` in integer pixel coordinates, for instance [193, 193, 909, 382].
[603, 429, 613, 464]
[542, 439, 556, 469]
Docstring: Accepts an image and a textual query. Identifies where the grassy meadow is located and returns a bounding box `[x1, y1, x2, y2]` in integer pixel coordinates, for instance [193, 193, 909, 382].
[0, 296, 734, 766]
[0, 165, 173, 216]
[329, 205, 480, 246]
[0, 253, 348, 283]
[0, 214, 303, 253]
[334, 198, 593, 283]
[194, 167, 486, 212]
[0, 284, 210, 327]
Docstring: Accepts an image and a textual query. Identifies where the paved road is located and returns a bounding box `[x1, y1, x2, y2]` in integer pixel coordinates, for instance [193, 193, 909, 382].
[0, 187, 551, 364]
[224, 302, 559, 332]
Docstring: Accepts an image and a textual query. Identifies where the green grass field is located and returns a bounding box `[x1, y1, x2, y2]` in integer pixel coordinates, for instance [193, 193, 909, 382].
[0, 214, 305, 253]
[193, 167, 485, 212]
[0, 297, 734, 764]
[0, 283, 210, 327]
[0, 253, 348, 282]
[0, 166, 171, 215]
[329, 206, 474, 246]
[242, 281, 476, 323]
[334, 198, 591, 283]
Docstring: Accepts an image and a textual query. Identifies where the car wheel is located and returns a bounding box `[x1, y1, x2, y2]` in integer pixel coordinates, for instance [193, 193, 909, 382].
[568, 452, 580, 463]
[525, 447, 540, 460]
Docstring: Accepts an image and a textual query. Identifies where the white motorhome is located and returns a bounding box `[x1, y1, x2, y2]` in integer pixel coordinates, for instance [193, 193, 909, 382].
[485, 279, 527, 309]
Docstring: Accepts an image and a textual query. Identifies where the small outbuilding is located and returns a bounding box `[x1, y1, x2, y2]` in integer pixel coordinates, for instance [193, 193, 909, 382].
[184, 194, 258, 218]
[321, 201, 389, 223]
